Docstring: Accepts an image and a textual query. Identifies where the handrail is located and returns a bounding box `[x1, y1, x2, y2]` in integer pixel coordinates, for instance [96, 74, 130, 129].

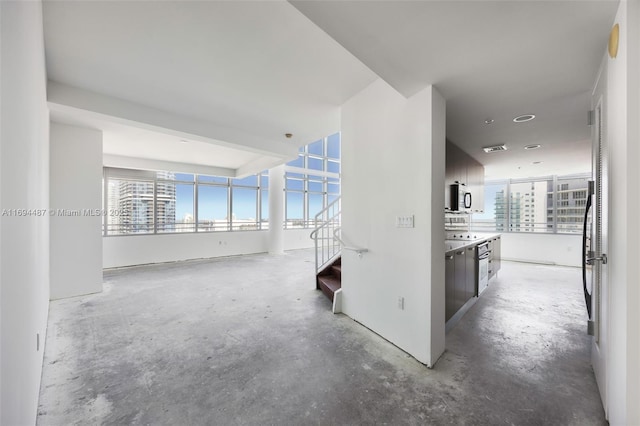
[315, 196, 341, 224]
[310, 197, 342, 274]
[309, 213, 341, 240]
[332, 227, 368, 256]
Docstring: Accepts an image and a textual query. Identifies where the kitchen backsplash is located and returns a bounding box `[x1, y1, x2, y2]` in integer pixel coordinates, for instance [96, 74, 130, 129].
[445, 212, 470, 232]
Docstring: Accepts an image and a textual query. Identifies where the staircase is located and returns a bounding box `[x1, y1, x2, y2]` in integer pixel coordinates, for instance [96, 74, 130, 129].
[316, 257, 341, 302]
[310, 197, 342, 312]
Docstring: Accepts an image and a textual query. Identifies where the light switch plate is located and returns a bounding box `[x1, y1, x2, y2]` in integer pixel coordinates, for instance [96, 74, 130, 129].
[396, 215, 415, 228]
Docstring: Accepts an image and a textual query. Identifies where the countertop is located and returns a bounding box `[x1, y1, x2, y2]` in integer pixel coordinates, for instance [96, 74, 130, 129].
[445, 233, 501, 253]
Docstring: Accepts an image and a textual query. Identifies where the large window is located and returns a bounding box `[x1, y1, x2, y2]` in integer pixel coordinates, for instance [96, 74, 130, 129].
[104, 133, 340, 234]
[284, 132, 341, 229]
[157, 172, 194, 233]
[104, 168, 267, 236]
[471, 174, 590, 234]
[231, 176, 259, 231]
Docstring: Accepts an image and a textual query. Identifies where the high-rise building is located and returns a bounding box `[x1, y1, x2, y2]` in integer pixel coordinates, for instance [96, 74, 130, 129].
[494, 189, 507, 231]
[549, 178, 589, 233]
[491, 179, 588, 234]
[494, 182, 548, 232]
[109, 172, 177, 234]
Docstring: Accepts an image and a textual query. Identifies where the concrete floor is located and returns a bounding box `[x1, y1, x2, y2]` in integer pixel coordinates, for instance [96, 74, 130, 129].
[38, 249, 606, 425]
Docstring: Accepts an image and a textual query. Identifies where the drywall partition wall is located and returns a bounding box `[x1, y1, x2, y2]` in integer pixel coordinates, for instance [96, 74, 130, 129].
[0, 1, 50, 424]
[500, 233, 582, 267]
[604, 1, 640, 424]
[341, 79, 446, 366]
[628, 3, 640, 424]
[1, 1, 3, 420]
[50, 123, 103, 299]
[103, 231, 269, 268]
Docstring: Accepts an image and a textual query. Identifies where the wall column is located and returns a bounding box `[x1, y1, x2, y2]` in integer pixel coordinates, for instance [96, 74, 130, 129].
[50, 122, 103, 299]
[268, 165, 285, 254]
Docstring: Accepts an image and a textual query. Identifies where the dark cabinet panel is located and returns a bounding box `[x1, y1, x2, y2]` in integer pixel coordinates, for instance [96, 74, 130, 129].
[454, 250, 467, 313]
[488, 237, 501, 280]
[466, 159, 485, 213]
[445, 140, 485, 212]
[446, 236, 500, 325]
[466, 246, 476, 299]
[445, 253, 455, 322]
[494, 237, 501, 274]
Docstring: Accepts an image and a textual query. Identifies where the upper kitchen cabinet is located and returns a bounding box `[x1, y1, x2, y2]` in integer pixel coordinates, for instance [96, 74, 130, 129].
[445, 141, 467, 185]
[445, 140, 485, 212]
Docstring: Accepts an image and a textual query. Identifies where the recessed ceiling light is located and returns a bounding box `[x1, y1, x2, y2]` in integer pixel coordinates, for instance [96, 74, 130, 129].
[483, 144, 507, 153]
[532, 161, 543, 165]
[179, 139, 189, 144]
[484, 119, 494, 125]
[285, 133, 293, 139]
[524, 144, 542, 150]
[513, 114, 536, 123]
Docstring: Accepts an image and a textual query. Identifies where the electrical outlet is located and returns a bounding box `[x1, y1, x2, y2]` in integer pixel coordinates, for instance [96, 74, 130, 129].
[398, 297, 405, 310]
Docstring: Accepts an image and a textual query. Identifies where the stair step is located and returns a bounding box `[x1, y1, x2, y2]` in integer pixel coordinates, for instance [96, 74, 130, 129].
[331, 265, 341, 279]
[317, 275, 341, 302]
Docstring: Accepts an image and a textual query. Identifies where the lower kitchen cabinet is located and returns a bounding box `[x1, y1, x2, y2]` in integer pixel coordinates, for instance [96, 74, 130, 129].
[465, 245, 476, 299]
[445, 233, 502, 325]
[493, 236, 501, 275]
[445, 247, 475, 322]
[488, 236, 502, 280]
[445, 253, 455, 322]
[454, 249, 467, 314]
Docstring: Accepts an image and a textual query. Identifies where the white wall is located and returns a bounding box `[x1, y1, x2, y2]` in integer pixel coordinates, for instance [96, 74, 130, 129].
[605, 1, 640, 424]
[283, 229, 314, 250]
[103, 229, 314, 268]
[500, 233, 583, 267]
[50, 123, 103, 299]
[0, 1, 50, 424]
[104, 231, 269, 268]
[629, 3, 640, 423]
[341, 79, 445, 366]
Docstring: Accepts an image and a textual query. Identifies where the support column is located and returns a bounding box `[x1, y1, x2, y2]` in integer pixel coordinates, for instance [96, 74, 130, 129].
[268, 165, 285, 254]
[50, 122, 103, 299]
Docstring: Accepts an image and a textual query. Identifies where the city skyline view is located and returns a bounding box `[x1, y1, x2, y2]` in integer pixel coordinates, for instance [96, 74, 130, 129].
[472, 175, 590, 234]
[103, 133, 341, 235]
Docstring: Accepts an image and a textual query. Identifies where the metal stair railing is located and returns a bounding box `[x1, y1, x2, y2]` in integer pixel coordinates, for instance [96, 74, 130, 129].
[309, 197, 341, 274]
[333, 227, 368, 257]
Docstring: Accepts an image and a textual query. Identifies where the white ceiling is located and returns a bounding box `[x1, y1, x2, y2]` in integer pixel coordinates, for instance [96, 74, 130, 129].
[291, 0, 618, 179]
[43, 0, 619, 179]
[42, 0, 377, 174]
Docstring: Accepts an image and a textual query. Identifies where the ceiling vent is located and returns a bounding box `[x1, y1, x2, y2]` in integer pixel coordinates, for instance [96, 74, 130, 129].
[482, 144, 507, 153]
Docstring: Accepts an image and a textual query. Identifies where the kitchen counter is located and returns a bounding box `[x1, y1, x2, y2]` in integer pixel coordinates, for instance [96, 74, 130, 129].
[445, 233, 501, 253]
[444, 232, 502, 329]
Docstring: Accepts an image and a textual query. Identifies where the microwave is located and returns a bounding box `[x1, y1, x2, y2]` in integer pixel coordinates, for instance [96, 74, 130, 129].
[450, 183, 472, 211]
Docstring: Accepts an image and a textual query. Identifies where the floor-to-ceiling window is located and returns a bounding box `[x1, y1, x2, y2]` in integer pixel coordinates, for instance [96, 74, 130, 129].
[471, 173, 590, 234]
[283, 132, 341, 229]
[103, 168, 268, 236]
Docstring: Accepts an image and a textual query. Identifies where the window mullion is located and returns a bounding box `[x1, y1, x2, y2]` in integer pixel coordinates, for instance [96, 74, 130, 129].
[194, 179, 199, 233]
[153, 177, 158, 234]
[552, 175, 558, 233]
